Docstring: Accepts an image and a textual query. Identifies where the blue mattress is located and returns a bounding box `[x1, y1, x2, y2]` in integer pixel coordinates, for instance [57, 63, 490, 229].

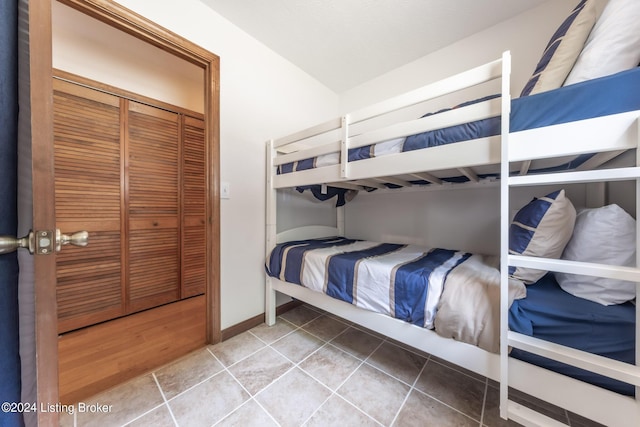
[509, 273, 636, 396]
[511, 67, 640, 132]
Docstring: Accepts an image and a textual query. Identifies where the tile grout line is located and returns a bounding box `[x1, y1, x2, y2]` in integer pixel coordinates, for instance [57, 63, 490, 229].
[210, 349, 282, 427]
[113, 373, 177, 427]
[301, 390, 384, 427]
[127, 340, 274, 427]
[254, 314, 386, 425]
[410, 383, 484, 425]
[210, 348, 284, 426]
[320, 335, 388, 423]
[282, 313, 465, 426]
[261, 314, 356, 371]
[129, 349, 240, 426]
[296, 334, 388, 426]
[387, 351, 431, 426]
[427, 357, 489, 384]
[247, 316, 302, 346]
[209, 318, 364, 427]
[151, 372, 180, 427]
[234, 313, 335, 426]
[479, 378, 489, 427]
[359, 348, 427, 389]
[391, 351, 485, 425]
[152, 348, 228, 405]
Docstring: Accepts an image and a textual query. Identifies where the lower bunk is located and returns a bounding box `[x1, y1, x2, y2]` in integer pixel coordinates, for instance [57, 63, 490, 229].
[265, 226, 638, 427]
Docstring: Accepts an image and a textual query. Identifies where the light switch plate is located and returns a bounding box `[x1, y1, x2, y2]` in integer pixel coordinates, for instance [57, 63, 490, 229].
[221, 181, 230, 199]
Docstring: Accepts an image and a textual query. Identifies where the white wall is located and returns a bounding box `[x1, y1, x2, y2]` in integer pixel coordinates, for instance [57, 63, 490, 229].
[276, 189, 337, 231]
[339, 0, 579, 113]
[52, 2, 205, 113]
[345, 185, 588, 255]
[53, 0, 339, 330]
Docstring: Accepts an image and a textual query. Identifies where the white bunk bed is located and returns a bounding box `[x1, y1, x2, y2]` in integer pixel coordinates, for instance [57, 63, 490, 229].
[265, 9, 640, 424]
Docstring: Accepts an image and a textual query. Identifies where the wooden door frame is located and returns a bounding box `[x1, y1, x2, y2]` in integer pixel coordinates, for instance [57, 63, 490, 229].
[31, 1, 220, 424]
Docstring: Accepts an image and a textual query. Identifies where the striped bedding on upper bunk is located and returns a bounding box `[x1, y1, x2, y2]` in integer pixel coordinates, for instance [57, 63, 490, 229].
[266, 237, 527, 352]
[277, 95, 501, 175]
[278, 67, 640, 176]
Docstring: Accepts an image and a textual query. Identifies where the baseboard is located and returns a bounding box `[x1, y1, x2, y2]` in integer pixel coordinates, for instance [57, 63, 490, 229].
[220, 300, 303, 341]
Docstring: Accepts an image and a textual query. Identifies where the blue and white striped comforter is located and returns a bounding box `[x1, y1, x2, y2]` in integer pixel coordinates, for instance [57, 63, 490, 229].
[267, 237, 467, 328]
[266, 237, 527, 352]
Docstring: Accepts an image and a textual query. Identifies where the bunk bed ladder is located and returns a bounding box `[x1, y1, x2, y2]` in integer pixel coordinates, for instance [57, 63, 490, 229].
[500, 114, 640, 425]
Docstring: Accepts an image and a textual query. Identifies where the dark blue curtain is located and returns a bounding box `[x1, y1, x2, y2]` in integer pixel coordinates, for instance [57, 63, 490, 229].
[0, 0, 23, 426]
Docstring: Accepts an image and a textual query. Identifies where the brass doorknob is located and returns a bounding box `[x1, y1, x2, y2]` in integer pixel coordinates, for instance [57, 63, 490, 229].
[0, 231, 35, 255]
[56, 230, 89, 252]
[0, 229, 89, 255]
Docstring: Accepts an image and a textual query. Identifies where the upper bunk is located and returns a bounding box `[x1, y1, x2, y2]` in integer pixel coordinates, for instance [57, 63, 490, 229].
[267, 52, 640, 195]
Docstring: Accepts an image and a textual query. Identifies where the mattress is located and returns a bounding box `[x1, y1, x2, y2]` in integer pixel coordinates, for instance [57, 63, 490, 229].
[278, 67, 640, 176]
[509, 273, 636, 396]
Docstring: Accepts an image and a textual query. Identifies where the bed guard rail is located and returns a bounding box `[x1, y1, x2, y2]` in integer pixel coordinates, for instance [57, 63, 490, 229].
[268, 51, 510, 189]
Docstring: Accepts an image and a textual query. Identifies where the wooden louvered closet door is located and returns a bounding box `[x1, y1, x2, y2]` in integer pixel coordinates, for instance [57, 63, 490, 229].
[53, 78, 206, 333]
[54, 80, 124, 333]
[127, 101, 181, 312]
[182, 116, 206, 298]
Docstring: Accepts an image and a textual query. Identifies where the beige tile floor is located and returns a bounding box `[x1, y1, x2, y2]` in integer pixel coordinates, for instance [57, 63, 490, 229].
[59, 305, 603, 427]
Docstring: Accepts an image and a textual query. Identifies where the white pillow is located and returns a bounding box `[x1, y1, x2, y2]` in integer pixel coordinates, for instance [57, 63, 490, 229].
[556, 204, 636, 305]
[509, 189, 576, 284]
[564, 0, 640, 85]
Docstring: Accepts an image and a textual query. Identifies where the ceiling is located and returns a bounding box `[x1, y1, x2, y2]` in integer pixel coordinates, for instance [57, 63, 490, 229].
[199, 0, 549, 93]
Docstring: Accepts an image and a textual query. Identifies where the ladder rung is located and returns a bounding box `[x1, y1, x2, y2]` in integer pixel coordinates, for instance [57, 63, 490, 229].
[508, 255, 640, 282]
[507, 400, 568, 427]
[508, 167, 640, 187]
[508, 331, 640, 386]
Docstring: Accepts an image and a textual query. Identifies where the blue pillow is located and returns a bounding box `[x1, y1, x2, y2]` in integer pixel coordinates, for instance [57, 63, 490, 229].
[520, 0, 597, 96]
[509, 189, 576, 284]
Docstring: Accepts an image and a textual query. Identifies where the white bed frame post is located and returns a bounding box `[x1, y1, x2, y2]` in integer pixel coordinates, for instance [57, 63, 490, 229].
[498, 50, 511, 422]
[340, 114, 350, 179]
[265, 139, 277, 326]
[337, 205, 345, 237]
[336, 113, 349, 236]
